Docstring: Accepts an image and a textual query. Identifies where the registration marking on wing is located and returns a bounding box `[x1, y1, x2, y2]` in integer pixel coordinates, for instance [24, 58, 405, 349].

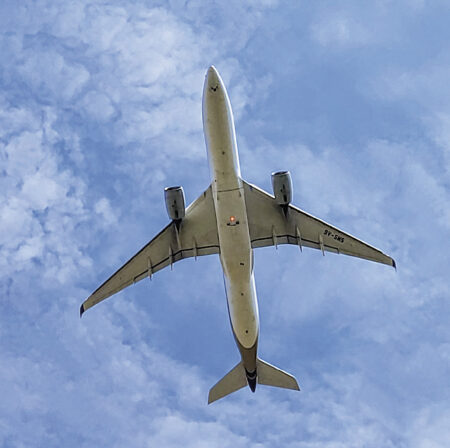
[323, 229, 345, 243]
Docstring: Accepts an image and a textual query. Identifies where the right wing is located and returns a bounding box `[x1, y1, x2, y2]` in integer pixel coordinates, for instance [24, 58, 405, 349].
[243, 181, 395, 267]
[80, 185, 220, 316]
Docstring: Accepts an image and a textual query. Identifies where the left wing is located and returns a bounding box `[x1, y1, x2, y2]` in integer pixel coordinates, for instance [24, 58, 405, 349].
[243, 181, 395, 267]
[80, 185, 219, 316]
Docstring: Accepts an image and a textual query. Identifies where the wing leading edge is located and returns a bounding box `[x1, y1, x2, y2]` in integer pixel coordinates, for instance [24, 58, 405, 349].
[80, 185, 220, 316]
[243, 181, 396, 268]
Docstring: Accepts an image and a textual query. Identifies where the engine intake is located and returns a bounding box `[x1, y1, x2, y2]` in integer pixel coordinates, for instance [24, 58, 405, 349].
[164, 186, 186, 221]
[271, 171, 293, 206]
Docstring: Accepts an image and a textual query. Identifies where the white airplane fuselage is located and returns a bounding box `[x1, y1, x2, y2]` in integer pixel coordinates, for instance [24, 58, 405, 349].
[81, 65, 394, 402]
[202, 66, 259, 381]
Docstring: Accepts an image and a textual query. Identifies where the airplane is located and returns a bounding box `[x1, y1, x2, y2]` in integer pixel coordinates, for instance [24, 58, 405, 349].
[80, 66, 396, 404]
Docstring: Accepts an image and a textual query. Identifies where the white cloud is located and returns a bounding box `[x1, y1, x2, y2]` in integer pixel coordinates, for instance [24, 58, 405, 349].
[0, 100, 92, 282]
[409, 407, 450, 448]
[311, 14, 372, 48]
[146, 415, 253, 448]
[0, 1, 286, 446]
[80, 91, 116, 122]
[1, 1, 450, 447]
[95, 197, 118, 226]
[309, 1, 430, 50]
[365, 51, 450, 180]
[242, 131, 450, 445]
[18, 50, 90, 102]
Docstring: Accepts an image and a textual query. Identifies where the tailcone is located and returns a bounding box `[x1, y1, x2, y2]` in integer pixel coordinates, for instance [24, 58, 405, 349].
[246, 369, 257, 393]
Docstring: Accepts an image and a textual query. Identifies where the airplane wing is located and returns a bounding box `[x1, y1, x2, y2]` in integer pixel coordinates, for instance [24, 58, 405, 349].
[243, 181, 395, 267]
[80, 185, 220, 316]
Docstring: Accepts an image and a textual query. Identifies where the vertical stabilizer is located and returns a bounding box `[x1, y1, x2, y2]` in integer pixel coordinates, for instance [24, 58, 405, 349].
[208, 361, 247, 404]
[256, 358, 300, 391]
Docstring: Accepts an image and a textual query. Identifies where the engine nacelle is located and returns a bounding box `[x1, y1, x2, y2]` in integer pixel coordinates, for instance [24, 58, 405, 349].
[164, 186, 186, 221]
[271, 171, 293, 206]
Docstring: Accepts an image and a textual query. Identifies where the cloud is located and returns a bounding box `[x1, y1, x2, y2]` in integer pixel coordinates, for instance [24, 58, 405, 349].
[240, 122, 450, 444]
[0, 1, 288, 447]
[309, 1, 432, 50]
[94, 198, 118, 226]
[0, 99, 92, 283]
[409, 406, 450, 448]
[1, 1, 450, 447]
[311, 14, 373, 48]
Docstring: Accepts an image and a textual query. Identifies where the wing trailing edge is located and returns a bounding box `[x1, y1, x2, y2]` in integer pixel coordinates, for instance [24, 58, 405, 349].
[243, 180, 396, 268]
[80, 184, 219, 316]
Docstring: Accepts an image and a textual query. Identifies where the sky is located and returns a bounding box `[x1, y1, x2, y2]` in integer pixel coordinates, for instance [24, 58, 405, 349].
[1, 0, 450, 446]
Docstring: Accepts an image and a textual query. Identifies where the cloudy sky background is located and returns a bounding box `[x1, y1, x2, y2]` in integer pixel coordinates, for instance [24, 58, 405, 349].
[1, 0, 450, 446]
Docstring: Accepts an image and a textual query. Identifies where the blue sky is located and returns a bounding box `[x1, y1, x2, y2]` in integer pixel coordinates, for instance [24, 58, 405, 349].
[1, 0, 450, 446]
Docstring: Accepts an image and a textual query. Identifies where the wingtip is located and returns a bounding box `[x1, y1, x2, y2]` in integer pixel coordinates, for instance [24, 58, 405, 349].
[79, 304, 85, 318]
[392, 258, 397, 271]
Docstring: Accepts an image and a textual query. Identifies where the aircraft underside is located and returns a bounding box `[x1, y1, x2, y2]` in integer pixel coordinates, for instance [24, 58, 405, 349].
[80, 66, 396, 404]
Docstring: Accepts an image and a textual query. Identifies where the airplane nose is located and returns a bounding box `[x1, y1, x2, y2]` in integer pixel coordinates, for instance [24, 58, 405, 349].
[206, 65, 221, 92]
[207, 65, 218, 78]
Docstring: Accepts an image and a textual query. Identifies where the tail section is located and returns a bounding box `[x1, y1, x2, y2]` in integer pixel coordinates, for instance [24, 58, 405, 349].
[256, 358, 300, 391]
[208, 361, 247, 404]
[208, 359, 300, 404]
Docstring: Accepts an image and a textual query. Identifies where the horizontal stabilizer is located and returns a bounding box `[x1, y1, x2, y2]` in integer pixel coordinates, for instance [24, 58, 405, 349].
[256, 358, 300, 391]
[208, 361, 247, 404]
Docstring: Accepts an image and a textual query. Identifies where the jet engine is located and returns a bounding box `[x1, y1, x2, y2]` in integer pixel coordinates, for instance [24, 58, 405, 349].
[164, 186, 186, 221]
[271, 171, 293, 206]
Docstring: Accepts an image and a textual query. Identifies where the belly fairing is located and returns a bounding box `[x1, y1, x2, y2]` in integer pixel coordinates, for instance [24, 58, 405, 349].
[216, 187, 259, 349]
